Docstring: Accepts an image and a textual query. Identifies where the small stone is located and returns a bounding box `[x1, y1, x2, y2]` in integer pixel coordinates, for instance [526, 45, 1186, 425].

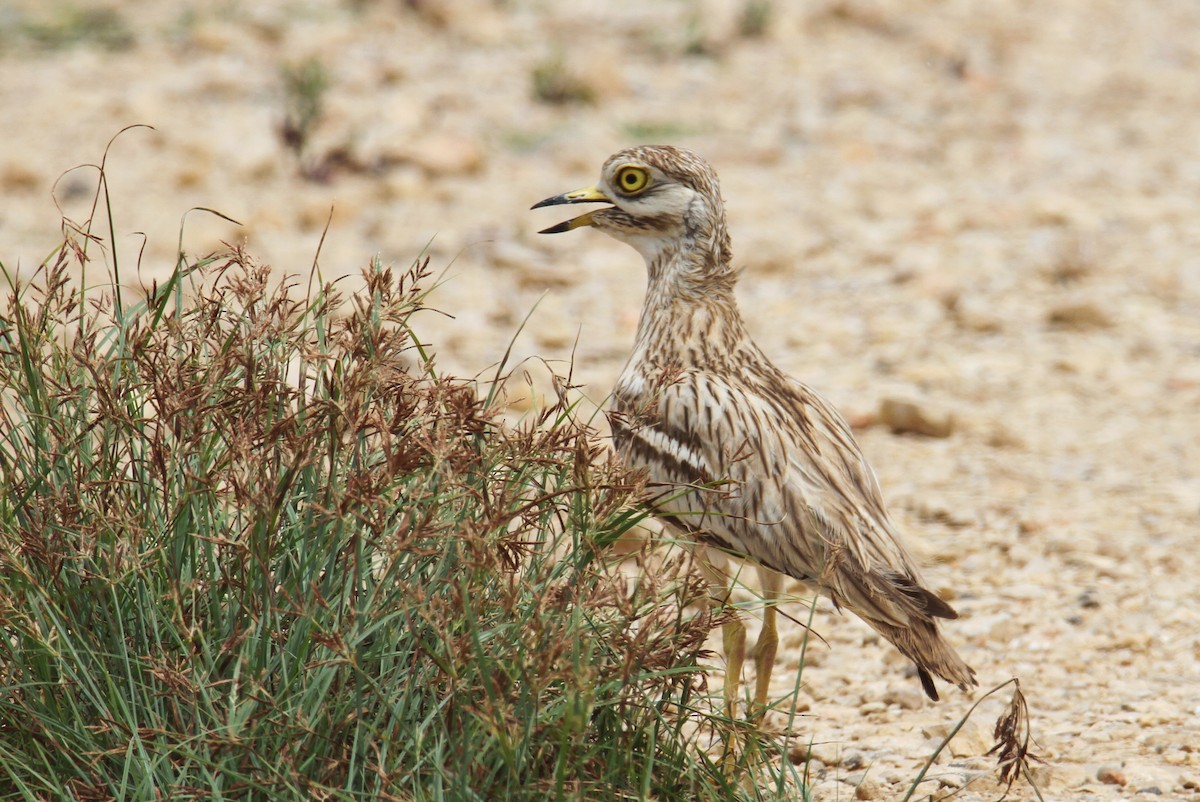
[404, 0, 508, 43]
[788, 744, 827, 772]
[846, 408, 880, 430]
[800, 742, 844, 767]
[842, 750, 866, 770]
[517, 262, 580, 290]
[878, 397, 955, 438]
[1030, 193, 1098, 227]
[1108, 632, 1153, 653]
[858, 701, 887, 715]
[1, 162, 41, 192]
[377, 164, 425, 201]
[1046, 301, 1112, 330]
[1030, 763, 1090, 790]
[399, 134, 485, 177]
[947, 293, 1005, 333]
[854, 778, 880, 800]
[1098, 764, 1127, 786]
[794, 645, 825, 666]
[923, 720, 991, 758]
[936, 771, 968, 789]
[883, 686, 926, 710]
[1179, 772, 1200, 790]
[188, 20, 240, 53]
[843, 772, 878, 798]
[911, 496, 974, 528]
[983, 420, 1025, 449]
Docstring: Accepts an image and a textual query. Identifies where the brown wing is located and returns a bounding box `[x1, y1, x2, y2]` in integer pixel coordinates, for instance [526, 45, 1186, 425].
[614, 366, 976, 696]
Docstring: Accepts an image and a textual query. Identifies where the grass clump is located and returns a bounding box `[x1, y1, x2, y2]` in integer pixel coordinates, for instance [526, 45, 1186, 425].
[279, 57, 330, 161]
[0, 166, 803, 800]
[531, 53, 597, 106]
[5, 5, 134, 52]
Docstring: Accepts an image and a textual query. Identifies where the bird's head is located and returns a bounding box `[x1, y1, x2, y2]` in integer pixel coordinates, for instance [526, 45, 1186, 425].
[532, 145, 731, 271]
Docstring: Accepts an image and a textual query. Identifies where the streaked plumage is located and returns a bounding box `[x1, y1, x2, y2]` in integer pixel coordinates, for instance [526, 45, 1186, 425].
[533, 145, 976, 707]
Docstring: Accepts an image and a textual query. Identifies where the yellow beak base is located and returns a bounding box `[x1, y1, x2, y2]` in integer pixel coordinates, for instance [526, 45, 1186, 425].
[531, 185, 611, 234]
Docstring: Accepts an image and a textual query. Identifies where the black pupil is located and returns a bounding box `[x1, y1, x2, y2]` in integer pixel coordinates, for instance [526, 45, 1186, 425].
[625, 173, 636, 184]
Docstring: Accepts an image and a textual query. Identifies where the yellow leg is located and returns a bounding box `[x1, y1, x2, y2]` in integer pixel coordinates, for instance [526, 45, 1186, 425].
[721, 613, 747, 721]
[750, 567, 783, 714]
[697, 548, 747, 722]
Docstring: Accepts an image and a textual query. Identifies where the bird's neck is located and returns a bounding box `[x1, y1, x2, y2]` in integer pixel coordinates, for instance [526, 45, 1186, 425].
[630, 243, 750, 369]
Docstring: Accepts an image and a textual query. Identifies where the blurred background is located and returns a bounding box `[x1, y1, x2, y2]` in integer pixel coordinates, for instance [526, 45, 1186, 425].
[1, 1, 1198, 797]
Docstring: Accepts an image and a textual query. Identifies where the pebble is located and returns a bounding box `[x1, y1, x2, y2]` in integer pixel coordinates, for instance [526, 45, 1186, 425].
[878, 397, 955, 438]
[936, 771, 969, 789]
[1046, 301, 1113, 330]
[922, 720, 992, 758]
[404, 0, 509, 43]
[796, 645, 825, 666]
[882, 686, 925, 710]
[1, 162, 42, 192]
[1030, 763, 1090, 790]
[910, 496, 975, 529]
[516, 262, 580, 290]
[1030, 192, 1100, 228]
[983, 420, 1025, 449]
[947, 293, 1005, 333]
[398, 135, 485, 177]
[854, 777, 880, 800]
[788, 744, 826, 771]
[187, 19, 241, 53]
[840, 770, 882, 799]
[1098, 764, 1128, 786]
[800, 742, 845, 767]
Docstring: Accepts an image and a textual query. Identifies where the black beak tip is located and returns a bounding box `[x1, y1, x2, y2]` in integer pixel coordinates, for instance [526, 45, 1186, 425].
[530, 194, 565, 211]
[538, 221, 572, 235]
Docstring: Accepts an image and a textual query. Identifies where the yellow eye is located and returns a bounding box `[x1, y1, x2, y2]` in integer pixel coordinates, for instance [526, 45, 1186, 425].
[615, 165, 649, 195]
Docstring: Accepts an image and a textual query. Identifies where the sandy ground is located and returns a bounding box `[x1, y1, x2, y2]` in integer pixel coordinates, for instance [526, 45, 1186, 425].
[2, 1, 1199, 799]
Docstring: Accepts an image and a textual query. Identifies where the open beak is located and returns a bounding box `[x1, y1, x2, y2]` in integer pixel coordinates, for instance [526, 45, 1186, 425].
[531, 185, 611, 234]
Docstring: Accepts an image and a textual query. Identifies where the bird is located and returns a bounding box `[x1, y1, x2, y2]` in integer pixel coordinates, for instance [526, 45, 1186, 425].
[532, 145, 977, 716]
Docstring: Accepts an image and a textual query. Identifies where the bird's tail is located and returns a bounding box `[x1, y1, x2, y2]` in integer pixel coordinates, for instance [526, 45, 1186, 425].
[867, 613, 977, 701]
[830, 557, 977, 700]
